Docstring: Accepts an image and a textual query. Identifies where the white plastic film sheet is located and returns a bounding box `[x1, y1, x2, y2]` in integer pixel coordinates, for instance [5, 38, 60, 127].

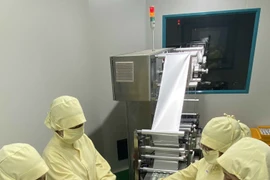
[151, 53, 191, 171]
[151, 53, 191, 132]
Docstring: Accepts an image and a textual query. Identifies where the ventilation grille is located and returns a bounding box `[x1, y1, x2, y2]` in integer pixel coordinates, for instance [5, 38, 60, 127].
[115, 61, 134, 82]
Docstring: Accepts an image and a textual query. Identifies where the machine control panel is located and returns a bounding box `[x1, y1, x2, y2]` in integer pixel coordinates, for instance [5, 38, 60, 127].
[251, 126, 270, 146]
[259, 128, 270, 135]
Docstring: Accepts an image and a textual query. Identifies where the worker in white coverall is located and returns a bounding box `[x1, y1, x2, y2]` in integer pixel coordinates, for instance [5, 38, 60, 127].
[43, 96, 116, 180]
[0, 143, 49, 180]
[163, 114, 250, 180]
[217, 137, 270, 180]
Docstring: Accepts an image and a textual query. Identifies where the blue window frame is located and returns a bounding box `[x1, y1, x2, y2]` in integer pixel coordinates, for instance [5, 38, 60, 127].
[162, 8, 261, 94]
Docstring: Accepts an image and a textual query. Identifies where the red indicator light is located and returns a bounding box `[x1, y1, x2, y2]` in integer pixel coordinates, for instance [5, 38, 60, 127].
[149, 6, 155, 18]
[177, 19, 181, 25]
[149, 6, 155, 13]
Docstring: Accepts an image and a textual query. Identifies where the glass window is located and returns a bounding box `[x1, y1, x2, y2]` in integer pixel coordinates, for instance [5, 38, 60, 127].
[163, 9, 260, 93]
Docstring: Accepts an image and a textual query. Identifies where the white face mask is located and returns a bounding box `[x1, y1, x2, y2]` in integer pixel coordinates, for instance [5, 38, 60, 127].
[202, 149, 219, 164]
[62, 125, 84, 144]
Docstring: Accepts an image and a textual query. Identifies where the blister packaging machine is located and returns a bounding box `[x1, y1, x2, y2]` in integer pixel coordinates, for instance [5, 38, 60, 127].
[134, 114, 202, 180]
[110, 47, 208, 180]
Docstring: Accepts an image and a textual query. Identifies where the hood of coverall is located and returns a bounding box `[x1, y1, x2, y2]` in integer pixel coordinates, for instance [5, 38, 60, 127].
[44, 96, 86, 130]
[0, 143, 49, 180]
[201, 114, 250, 153]
[217, 137, 270, 180]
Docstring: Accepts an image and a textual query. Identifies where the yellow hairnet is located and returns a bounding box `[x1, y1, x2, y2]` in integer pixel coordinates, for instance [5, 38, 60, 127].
[200, 113, 250, 153]
[217, 137, 270, 180]
[0, 143, 48, 180]
[45, 96, 86, 130]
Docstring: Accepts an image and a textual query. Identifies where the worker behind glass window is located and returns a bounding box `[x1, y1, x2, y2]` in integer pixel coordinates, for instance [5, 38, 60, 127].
[43, 95, 116, 180]
[217, 137, 270, 180]
[162, 114, 250, 180]
[0, 143, 49, 180]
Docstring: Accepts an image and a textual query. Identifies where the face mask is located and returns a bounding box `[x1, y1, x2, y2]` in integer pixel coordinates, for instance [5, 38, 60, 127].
[62, 125, 84, 144]
[202, 149, 219, 164]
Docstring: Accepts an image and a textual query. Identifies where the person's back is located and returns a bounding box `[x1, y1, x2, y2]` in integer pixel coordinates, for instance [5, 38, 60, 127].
[163, 114, 250, 180]
[43, 95, 116, 180]
[0, 143, 48, 180]
[217, 137, 270, 180]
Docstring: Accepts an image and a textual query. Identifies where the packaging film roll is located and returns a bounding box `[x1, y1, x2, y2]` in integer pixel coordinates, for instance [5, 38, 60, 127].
[151, 53, 191, 171]
[151, 53, 191, 132]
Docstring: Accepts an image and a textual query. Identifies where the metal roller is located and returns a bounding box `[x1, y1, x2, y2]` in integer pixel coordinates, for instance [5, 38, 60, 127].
[140, 167, 177, 174]
[153, 143, 183, 148]
[184, 99, 199, 102]
[182, 113, 198, 116]
[141, 154, 185, 161]
[181, 118, 198, 124]
[179, 128, 191, 132]
[138, 129, 185, 137]
[140, 146, 185, 153]
[180, 124, 193, 128]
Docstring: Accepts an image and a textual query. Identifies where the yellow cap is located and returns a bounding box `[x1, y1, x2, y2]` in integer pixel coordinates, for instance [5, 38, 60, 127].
[217, 137, 270, 179]
[0, 143, 48, 180]
[201, 113, 250, 153]
[45, 96, 87, 130]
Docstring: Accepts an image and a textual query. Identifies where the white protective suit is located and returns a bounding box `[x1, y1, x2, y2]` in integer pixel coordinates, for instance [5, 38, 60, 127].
[163, 114, 250, 180]
[0, 143, 48, 180]
[217, 137, 270, 180]
[43, 96, 116, 180]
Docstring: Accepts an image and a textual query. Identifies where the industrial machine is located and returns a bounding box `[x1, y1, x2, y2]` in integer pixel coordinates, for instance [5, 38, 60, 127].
[110, 6, 209, 180]
[134, 116, 202, 180]
[110, 46, 209, 180]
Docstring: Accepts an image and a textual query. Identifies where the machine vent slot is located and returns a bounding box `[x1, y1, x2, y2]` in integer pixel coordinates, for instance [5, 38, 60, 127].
[115, 61, 134, 82]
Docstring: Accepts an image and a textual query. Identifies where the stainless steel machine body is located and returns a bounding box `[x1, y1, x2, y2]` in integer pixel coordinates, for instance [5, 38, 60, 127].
[110, 48, 208, 180]
[110, 48, 172, 101]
